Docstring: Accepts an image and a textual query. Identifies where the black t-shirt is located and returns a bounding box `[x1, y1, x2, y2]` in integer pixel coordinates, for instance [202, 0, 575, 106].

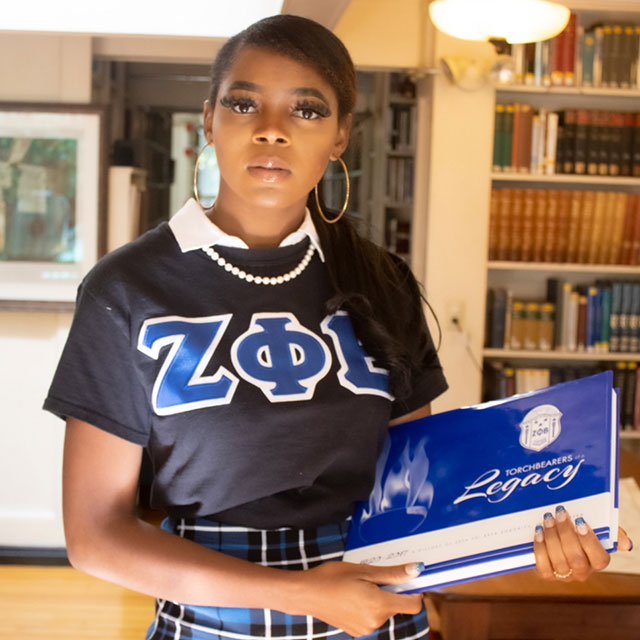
[44, 218, 448, 528]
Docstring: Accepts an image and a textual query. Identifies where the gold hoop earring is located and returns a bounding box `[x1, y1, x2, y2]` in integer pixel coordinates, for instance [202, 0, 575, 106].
[314, 156, 350, 224]
[193, 143, 212, 209]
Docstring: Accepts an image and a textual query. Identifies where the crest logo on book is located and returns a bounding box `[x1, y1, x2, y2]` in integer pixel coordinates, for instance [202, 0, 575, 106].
[519, 404, 562, 452]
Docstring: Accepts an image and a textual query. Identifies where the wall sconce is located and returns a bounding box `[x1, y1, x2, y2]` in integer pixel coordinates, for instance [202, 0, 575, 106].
[429, 0, 570, 44]
[440, 53, 515, 90]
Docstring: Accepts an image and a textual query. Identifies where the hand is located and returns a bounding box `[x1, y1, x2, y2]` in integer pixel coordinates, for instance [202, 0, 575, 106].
[295, 561, 424, 637]
[533, 505, 633, 583]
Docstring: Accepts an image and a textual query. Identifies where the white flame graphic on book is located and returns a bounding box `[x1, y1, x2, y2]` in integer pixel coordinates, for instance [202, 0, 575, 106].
[358, 436, 435, 542]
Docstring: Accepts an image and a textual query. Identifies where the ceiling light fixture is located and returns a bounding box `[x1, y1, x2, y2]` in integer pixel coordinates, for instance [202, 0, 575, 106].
[429, 0, 571, 44]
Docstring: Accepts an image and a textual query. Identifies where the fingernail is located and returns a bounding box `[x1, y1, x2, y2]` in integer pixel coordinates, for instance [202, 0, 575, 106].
[543, 512, 555, 528]
[406, 562, 425, 575]
[535, 525, 544, 543]
[575, 517, 588, 535]
[555, 505, 567, 522]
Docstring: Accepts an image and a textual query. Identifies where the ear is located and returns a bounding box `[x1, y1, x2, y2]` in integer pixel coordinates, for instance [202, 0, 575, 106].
[202, 99, 215, 144]
[329, 113, 352, 161]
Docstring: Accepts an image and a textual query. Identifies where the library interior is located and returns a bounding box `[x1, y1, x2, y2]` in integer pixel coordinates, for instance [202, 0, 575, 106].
[1, 1, 640, 638]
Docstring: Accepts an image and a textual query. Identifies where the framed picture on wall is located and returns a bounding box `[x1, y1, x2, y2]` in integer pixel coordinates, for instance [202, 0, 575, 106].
[0, 103, 106, 306]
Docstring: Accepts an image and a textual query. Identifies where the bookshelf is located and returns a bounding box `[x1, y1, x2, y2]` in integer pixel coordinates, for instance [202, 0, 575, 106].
[483, 6, 640, 444]
[320, 71, 417, 262]
[492, 173, 640, 186]
[369, 72, 418, 262]
[484, 348, 640, 362]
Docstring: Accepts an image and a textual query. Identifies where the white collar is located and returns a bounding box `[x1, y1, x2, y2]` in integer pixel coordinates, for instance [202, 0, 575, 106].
[168, 198, 325, 262]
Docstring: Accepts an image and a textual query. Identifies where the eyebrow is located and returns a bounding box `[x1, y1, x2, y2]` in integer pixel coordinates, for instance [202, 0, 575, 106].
[227, 81, 331, 108]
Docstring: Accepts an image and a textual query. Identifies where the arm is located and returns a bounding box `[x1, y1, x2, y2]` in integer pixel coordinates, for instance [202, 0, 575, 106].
[63, 417, 424, 636]
[389, 403, 431, 427]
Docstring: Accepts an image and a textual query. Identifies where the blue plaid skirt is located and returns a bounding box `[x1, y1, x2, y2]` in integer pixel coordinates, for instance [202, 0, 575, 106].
[146, 517, 429, 640]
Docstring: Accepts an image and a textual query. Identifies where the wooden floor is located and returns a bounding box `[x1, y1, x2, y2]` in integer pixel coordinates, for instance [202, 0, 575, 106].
[0, 566, 155, 639]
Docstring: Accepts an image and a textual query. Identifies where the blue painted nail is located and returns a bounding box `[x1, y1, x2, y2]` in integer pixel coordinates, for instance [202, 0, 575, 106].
[406, 562, 425, 575]
[555, 505, 567, 521]
[575, 517, 588, 534]
[534, 525, 544, 542]
[543, 512, 554, 527]
[535, 525, 544, 532]
[575, 517, 585, 525]
[544, 512, 553, 519]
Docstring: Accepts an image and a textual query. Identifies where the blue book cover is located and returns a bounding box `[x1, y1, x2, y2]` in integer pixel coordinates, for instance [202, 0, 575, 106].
[344, 372, 619, 593]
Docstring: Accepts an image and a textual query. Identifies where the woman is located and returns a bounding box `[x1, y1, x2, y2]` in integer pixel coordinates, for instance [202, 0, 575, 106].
[44, 14, 630, 640]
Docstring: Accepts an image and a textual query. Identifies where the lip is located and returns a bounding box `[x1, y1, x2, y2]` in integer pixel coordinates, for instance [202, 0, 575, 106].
[248, 156, 291, 171]
[247, 157, 292, 183]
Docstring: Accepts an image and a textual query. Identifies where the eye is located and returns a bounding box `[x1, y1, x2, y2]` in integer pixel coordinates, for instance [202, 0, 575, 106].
[220, 95, 257, 114]
[292, 100, 330, 120]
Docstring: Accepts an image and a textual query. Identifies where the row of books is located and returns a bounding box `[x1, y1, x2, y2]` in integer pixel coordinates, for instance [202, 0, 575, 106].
[488, 189, 640, 265]
[386, 217, 410, 258]
[492, 105, 640, 176]
[488, 298, 555, 352]
[483, 362, 639, 431]
[507, 14, 640, 89]
[486, 279, 640, 354]
[386, 157, 414, 204]
[387, 104, 414, 152]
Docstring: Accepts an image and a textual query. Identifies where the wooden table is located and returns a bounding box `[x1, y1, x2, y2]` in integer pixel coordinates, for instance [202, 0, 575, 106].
[424, 447, 640, 640]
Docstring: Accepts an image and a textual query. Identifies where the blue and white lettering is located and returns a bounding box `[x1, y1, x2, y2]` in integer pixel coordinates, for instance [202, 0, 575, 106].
[137, 315, 238, 415]
[321, 311, 392, 399]
[231, 312, 331, 402]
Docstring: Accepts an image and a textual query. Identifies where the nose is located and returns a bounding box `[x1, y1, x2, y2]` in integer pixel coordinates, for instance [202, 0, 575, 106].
[252, 109, 290, 146]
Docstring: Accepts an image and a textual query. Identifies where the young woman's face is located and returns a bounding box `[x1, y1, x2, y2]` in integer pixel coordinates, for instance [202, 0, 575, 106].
[204, 46, 351, 211]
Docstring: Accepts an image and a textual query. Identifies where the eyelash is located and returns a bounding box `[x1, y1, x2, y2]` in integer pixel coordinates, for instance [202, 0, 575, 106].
[219, 96, 330, 120]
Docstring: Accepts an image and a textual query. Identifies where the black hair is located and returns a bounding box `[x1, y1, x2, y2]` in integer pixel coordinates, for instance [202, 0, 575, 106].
[208, 14, 435, 401]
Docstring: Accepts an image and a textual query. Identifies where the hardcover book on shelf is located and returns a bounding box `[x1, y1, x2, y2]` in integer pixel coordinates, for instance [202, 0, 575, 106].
[343, 372, 619, 593]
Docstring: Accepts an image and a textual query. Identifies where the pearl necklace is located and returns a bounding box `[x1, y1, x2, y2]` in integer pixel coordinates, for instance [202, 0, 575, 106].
[202, 243, 316, 285]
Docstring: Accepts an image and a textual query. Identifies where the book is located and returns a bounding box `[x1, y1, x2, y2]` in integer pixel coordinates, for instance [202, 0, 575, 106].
[542, 190, 559, 262]
[577, 190, 596, 263]
[509, 188, 524, 261]
[488, 189, 500, 260]
[610, 281, 623, 352]
[582, 30, 595, 87]
[631, 195, 640, 265]
[545, 111, 559, 175]
[493, 104, 505, 172]
[574, 109, 589, 175]
[563, 13, 577, 86]
[607, 192, 627, 265]
[532, 190, 547, 262]
[497, 188, 513, 261]
[562, 110, 577, 174]
[343, 372, 619, 593]
[565, 190, 582, 263]
[621, 113, 635, 177]
[633, 114, 640, 177]
[521, 188, 535, 262]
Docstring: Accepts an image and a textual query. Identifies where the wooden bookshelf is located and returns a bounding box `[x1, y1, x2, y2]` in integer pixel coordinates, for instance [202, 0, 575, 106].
[483, 348, 640, 361]
[488, 262, 640, 274]
[491, 174, 640, 187]
[484, 5, 640, 436]
[496, 84, 640, 98]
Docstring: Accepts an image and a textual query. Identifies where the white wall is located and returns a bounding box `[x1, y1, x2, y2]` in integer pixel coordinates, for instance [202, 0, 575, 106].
[0, 33, 91, 547]
[419, 34, 496, 413]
